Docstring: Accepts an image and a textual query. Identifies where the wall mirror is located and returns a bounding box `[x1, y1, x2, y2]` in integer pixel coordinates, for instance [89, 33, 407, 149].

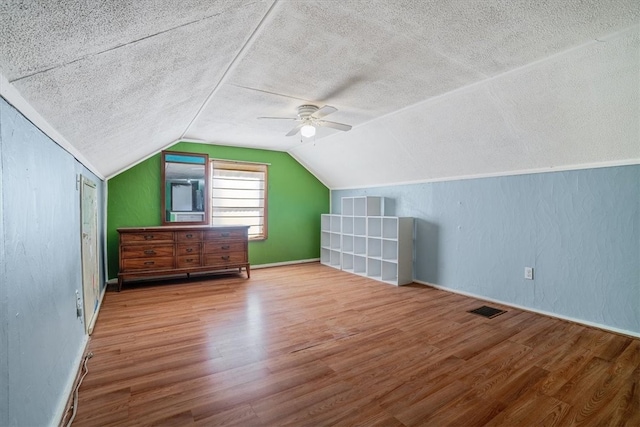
[161, 151, 209, 225]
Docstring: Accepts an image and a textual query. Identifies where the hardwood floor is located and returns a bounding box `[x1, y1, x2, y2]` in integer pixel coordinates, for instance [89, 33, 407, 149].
[71, 263, 639, 426]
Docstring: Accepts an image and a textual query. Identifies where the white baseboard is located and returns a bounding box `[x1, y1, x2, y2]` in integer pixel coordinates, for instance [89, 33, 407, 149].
[251, 258, 320, 269]
[52, 335, 89, 427]
[413, 279, 640, 339]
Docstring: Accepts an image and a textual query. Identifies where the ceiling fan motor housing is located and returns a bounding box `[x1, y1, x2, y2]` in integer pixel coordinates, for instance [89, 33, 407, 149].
[297, 105, 319, 120]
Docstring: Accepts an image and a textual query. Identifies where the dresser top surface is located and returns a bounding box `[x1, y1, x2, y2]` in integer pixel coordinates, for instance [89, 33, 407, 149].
[117, 225, 250, 233]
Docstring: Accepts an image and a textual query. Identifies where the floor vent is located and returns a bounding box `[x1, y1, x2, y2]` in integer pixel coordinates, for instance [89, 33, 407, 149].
[468, 305, 506, 319]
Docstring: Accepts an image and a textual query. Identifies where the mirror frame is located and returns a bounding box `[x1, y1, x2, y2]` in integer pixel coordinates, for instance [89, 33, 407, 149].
[161, 150, 210, 226]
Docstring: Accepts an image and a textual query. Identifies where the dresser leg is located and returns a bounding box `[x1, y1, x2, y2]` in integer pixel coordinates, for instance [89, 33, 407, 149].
[246, 264, 251, 279]
[117, 277, 123, 292]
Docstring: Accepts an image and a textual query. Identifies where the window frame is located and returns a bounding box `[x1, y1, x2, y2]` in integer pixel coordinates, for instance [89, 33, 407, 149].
[210, 159, 268, 241]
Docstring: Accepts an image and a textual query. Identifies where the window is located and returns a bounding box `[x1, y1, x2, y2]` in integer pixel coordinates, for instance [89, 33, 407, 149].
[211, 160, 268, 240]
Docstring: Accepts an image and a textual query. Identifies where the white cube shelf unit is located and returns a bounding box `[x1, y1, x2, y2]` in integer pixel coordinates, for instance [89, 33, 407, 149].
[321, 197, 414, 286]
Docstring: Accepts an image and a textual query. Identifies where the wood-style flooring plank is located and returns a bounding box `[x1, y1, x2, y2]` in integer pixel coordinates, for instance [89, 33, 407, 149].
[70, 263, 639, 426]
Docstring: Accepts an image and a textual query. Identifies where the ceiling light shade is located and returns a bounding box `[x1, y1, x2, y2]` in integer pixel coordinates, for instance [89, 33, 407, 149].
[301, 124, 316, 138]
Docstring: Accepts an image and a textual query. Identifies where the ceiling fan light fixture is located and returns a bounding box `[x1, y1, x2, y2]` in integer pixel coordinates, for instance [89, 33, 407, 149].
[259, 104, 351, 137]
[301, 124, 316, 138]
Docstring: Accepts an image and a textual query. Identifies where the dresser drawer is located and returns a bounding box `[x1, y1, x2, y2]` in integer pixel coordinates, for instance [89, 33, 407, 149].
[176, 231, 203, 242]
[204, 229, 247, 241]
[120, 231, 173, 243]
[121, 244, 174, 259]
[121, 257, 174, 271]
[203, 241, 245, 254]
[177, 243, 201, 256]
[204, 252, 246, 266]
[177, 255, 201, 268]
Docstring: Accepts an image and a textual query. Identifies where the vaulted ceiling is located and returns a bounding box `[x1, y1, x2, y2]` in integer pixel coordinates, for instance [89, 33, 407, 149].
[1, 1, 638, 188]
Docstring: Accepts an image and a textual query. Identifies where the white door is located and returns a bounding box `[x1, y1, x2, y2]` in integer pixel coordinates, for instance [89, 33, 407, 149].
[80, 175, 99, 334]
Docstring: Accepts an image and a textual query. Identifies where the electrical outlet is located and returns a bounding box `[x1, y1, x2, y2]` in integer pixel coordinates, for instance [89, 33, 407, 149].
[524, 267, 534, 280]
[75, 290, 83, 318]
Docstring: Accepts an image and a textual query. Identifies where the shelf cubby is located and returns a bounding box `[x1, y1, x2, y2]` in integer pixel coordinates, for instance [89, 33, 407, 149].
[330, 215, 341, 232]
[353, 197, 366, 216]
[321, 231, 330, 248]
[329, 249, 341, 267]
[354, 255, 367, 274]
[342, 253, 354, 271]
[342, 216, 354, 235]
[354, 217, 367, 236]
[330, 232, 341, 250]
[367, 217, 382, 237]
[381, 261, 398, 283]
[367, 237, 382, 258]
[342, 198, 354, 216]
[382, 217, 398, 239]
[354, 236, 367, 255]
[342, 235, 354, 253]
[321, 214, 331, 231]
[382, 239, 398, 261]
[367, 258, 382, 279]
[321, 248, 330, 265]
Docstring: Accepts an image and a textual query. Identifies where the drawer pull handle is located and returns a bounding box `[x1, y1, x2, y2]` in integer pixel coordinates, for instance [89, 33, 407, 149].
[221, 256, 230, 261]
[221, 232, 230, 237]
[186, 258, 194, 262]
[144, 261, 155, 266]
[144, 235, 154, 240]
[186, 234, 193, 238]
[221, 245, 230, 250]
[186, 248, 193, 253]
[144, 250, 156, 255]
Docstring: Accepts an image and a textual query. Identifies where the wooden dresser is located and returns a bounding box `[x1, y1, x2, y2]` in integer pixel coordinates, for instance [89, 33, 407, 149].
[117, 225, 250, 291]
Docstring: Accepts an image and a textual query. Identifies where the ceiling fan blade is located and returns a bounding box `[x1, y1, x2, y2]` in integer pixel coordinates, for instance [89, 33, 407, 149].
[286, 123, 305, 136]
[312, 105, 337, 119]
[316, 120, 352, 132]
[258, 116, 297, 120]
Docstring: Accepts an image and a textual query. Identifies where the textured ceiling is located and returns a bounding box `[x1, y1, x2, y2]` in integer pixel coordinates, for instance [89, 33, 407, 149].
[1, 0, 638, 186]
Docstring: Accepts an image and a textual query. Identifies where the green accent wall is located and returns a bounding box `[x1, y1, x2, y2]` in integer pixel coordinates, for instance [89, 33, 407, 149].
[106, 142, 330, 279]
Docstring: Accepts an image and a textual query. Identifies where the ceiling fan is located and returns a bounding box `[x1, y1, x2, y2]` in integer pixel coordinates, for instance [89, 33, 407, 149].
[258, 105, 352, 137]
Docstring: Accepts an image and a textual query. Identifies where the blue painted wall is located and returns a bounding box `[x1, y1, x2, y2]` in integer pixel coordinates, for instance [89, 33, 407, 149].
[0, 97, 106, 426]
[333, 165, 640, 335]
[0, 102, 7, 427]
